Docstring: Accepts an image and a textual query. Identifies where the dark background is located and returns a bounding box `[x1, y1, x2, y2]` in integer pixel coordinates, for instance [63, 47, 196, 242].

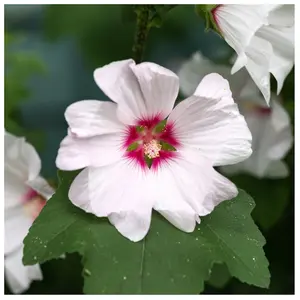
[4, 4, 294, 294]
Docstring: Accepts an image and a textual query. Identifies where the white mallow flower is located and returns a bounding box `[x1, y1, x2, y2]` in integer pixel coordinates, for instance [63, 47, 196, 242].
[178, 52, 250, 100]
[211, 4, 294, 104]
[178, 51, 293, 179]
[56, 59, 252, 242]
[5, 132, 55, 293]
[220, 96, 293, 178]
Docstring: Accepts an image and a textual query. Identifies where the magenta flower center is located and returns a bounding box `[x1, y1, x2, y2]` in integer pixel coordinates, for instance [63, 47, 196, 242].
[123, 116, 180, 170]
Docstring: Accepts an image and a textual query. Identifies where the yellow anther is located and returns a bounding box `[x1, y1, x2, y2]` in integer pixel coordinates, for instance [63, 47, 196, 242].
[143, 140, 162, 159]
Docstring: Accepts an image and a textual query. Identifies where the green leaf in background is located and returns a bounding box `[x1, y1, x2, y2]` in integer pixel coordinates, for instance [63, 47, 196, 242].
[5, 56, 43, 118]
[44, 5, 136, 67]
[5, 34, 46, 117]
[120, 4, 136, 24]
[228, 174, 291, 231]
[43, 5, 195, 67]
[23, 171, 270, 294]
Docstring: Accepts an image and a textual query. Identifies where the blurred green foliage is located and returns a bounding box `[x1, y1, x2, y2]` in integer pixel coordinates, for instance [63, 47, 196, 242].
[42, 5, 201, 67]
[5, 32, 46, 151]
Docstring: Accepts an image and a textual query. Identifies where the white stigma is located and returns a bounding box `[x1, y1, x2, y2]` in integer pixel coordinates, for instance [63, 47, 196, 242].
[143, 140, 162, 159]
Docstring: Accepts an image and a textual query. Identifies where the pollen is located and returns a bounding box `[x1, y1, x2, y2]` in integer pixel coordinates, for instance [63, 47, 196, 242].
[143, 140, 162, 159]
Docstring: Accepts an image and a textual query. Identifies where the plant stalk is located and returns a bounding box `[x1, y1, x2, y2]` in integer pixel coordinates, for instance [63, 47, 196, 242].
[132, 6, 151, 63]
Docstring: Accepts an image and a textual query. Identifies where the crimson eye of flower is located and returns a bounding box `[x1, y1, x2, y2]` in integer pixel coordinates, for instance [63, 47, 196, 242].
[123, 117, 179, 169]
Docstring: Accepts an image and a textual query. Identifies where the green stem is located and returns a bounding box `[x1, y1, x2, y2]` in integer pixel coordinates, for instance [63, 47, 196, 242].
[132, 6, 151, 64]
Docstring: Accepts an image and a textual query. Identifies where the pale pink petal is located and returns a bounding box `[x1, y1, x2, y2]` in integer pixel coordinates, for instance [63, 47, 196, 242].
[214, 5, 268, 57]
[65, 100, 123, 137]
[56, 132, 123, 170]
[156, 209, 198, 233]
[93, 59, 146, 124]
[169, 147, 238, 216]
[194, 73, 232, 102]
[267, 126, 293, 160]
[270, 50, 294, 95]
[244, 97, 292, 162]
[5, 247, 42, 294]
[257, 26, 294, 94]
[152, 147, 237, 229]
[219, 108, 270, 178]
[221, 157, 289, 179]
[69, 160, 154, 242]
[67, 168, 94, 213]
[151, 165, 199, 232]
[200, 170, 238, 215]
[224, 110, 273, 178]
[214, 4, 294, 104]
[5, 171, 28, 209]
[168, 74, 252, 166]
[5, 133, 43, 210]
[27, 176, 55, 200]
[242, 36, 273, 103]
[109, 210, 152, 242]
[178, 52, 224, 97]
[267, 4, 294, 27]
[130, 62, 179, 119]
[5, 132, 41, 182]
[5, 208, 32, 255]
[267, 99, 293, 159]
[221, 96, 292, 178]
[231, 52, 248, 74]
[178, 51, 249, 99]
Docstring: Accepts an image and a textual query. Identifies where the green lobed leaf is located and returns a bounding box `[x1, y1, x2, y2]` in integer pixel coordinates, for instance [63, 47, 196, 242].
[23, 171, 270, 294]
[207, 263, 231, 289]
